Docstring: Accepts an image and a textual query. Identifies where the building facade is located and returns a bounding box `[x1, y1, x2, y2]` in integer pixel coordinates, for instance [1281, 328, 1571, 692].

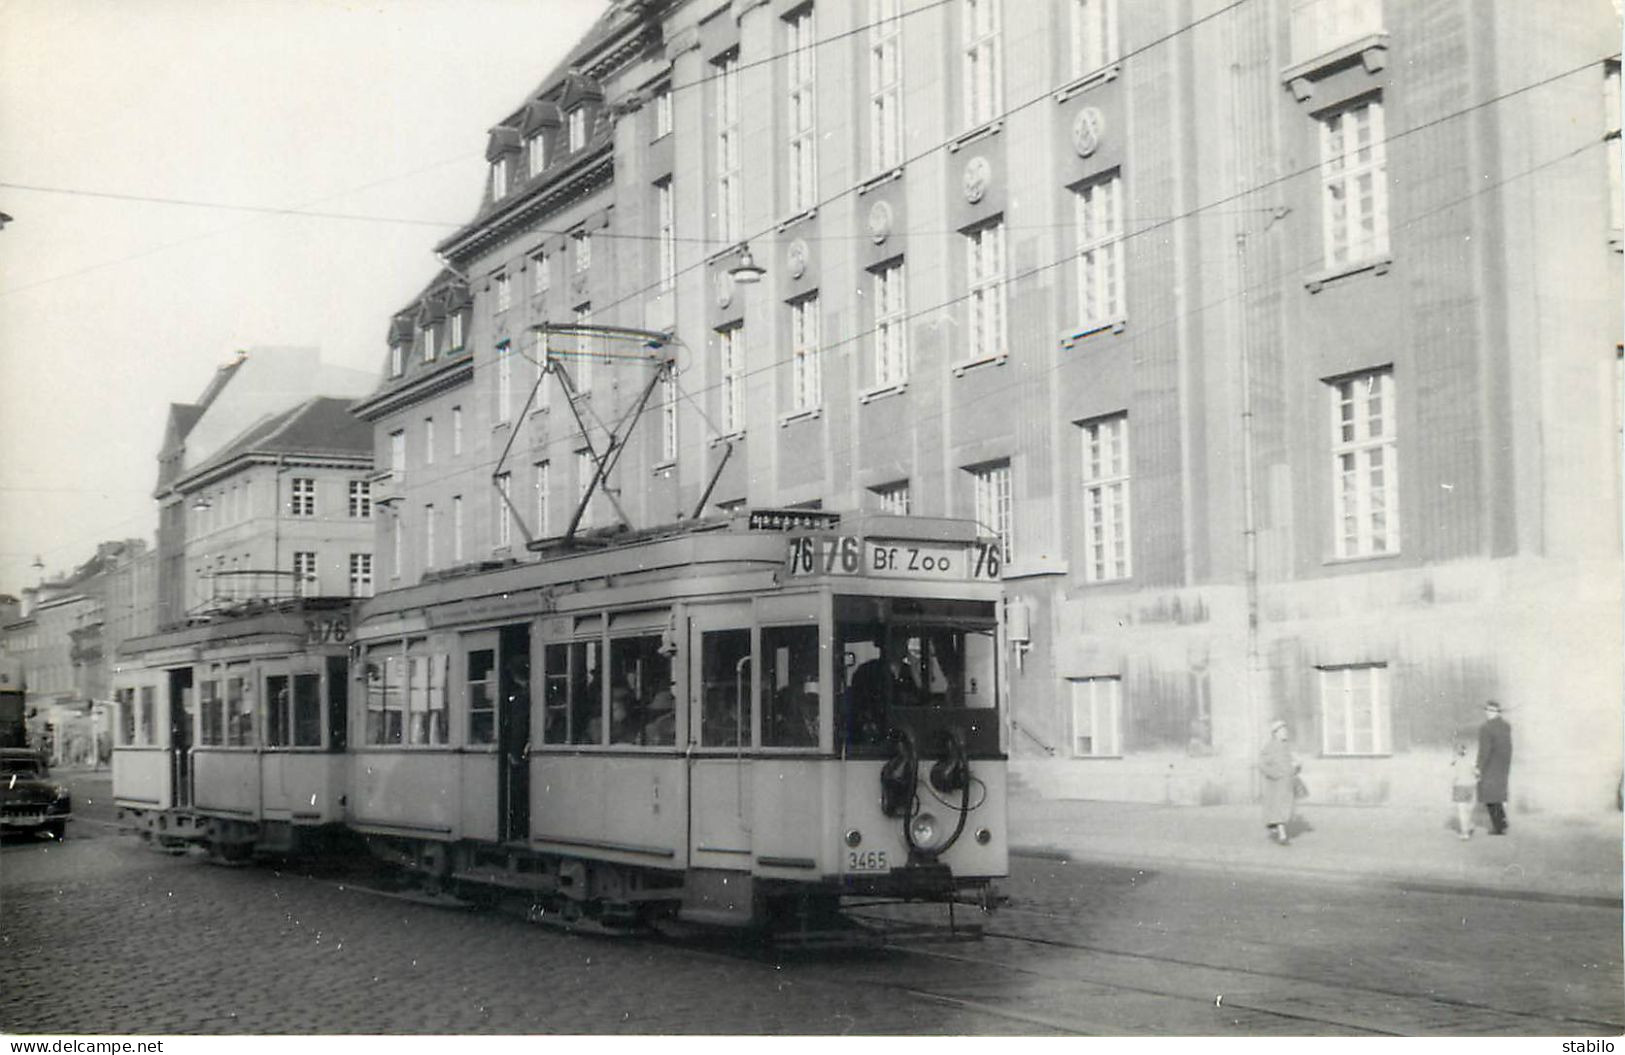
[357, 0, 1623, 812]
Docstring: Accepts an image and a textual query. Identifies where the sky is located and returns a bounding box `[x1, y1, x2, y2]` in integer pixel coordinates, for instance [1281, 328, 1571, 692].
[0, 0, 607, 597]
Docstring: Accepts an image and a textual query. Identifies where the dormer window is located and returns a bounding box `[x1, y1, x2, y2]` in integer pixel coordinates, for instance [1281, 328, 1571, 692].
[449, 312, 464, 351]
[390, 343, 405, 378]
[528, 132, 547, 177]
[568, 107, 587, 152]
[422, 325, 438, 363]
[492, 158, 509, 200]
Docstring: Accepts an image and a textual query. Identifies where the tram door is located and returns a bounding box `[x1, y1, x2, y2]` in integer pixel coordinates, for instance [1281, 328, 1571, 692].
[687, 604, 755, 868]
[498, 624, 531, 843]
[167, 666, 194, 808]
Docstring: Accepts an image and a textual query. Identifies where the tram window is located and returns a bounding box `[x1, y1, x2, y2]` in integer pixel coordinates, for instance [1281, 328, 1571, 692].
[226, 671, 254, 747]
[467, 649, 496, 745]
[700, 629, 751, 748]
[138, 686, 157, 746]
[609, 635, 674, 746]
[365, 653, 404, 745]
[198, 680, 223, 746]
[293, 674, 322, 747]
[266, 675, 291, 747]
[408, 650, 448, 746]
[542, 643, 570, 745]
[761, 625, 819, 748]
[570, 640, 601, 746]
[326, 656, 349, 753]
[117, 689, 135, 746]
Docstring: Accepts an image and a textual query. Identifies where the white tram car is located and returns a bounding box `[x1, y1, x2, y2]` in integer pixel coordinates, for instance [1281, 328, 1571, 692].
[113, 511, 1009, 929]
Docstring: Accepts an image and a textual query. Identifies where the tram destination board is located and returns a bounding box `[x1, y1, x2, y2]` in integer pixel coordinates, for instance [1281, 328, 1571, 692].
[785, 534, 1001, 581]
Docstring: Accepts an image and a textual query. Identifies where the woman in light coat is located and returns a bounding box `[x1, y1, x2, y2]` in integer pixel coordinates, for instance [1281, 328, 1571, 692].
[1258, 719, 1299, 845]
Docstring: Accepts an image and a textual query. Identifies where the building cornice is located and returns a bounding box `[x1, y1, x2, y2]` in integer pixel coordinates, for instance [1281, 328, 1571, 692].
[175, 450, 373, 495]
[352, 351, 476, 422]
[438, 148, 615, 264]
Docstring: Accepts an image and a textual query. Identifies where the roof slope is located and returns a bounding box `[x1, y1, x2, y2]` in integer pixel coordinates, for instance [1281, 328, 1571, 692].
[182, 396, 372, 483]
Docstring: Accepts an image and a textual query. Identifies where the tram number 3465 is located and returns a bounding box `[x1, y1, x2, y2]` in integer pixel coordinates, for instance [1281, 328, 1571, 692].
[787, 536, 1001, 581]
[847, 849, 889, 873]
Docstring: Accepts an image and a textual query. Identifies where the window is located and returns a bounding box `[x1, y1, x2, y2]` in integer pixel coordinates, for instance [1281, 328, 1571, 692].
[1319, 96, 1389, 269]
[392, 521, 403, 580]
[1075, 172, 1125, 331]
[789, 294, 821, 413]
[1607, 60, 1621, 236]
[226, 668, 254, 747]
[573, 229, 592, 273]
[349, 553, 373, 598]
[568, 107, 587, 152]
[268, 674, 322, 750]
[874, 260, 908, 386]
[964, 219, 1007, 365]
[449, 313, 464, 352]
[534, 461, 550, 537]
[660, 373, 679, 465]
[365, 650, 403, 745]
[532, 249, 550, 297]
[1330, 368, 1398, 558]
[495, 472, 513, 549]
[389, 430, 406, 477]
[199, 680, 222, 746]
[1079, 413, 1131, 582]
[528, 131, 547, 177]
[574, 304, 593, 394]
[390, 343, 404, 378]
[138, 685, 156, 746]
[656, 178, 676, 292]
[492, 159, 509, 200]
[496, 341, 513, 424]
[349, 480, 372, 519]
[970, 459, 1013, 562]
[290, 478, 316, 517]
[1072, 0, 1119, 77]
[1069, 676, 1122, 757]
[654, 83, 673, 137]
[575, 449, 597, 529]
[494, 271, 511, 313]
[423, 324, 437, 362]
[544, 638, 603, 746]
[408, 646, 449, 746]
[715, 51, 742, 243]
[872, 480, 911, 515]
[453, 406, 463, 455]
[786, 8, 817, 214]
[719, 324, 745, 436]
[424, 417, 435, 465]
[762, 624, 819, 748]
[453, 496, 464, 561]
[869, 0, 904, 173]
[293, 551, 317, 597]
[424, 504, 436, 569]
[962, 0, 1002, 128]
[1320, 663, 1390, 755]
[533, 331, 551, 413]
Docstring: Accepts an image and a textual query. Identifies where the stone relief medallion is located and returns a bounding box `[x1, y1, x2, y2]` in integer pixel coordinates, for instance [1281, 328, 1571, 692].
[1072, 106, 1104, 158]
[867, 200, 893, 244]
[714, 269, 734, 309]
[962, 156, 991, 204]
[787, 238, 809, 279]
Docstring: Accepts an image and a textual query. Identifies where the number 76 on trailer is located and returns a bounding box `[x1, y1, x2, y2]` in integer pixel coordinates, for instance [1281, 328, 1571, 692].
[784, 535, 1001, 581]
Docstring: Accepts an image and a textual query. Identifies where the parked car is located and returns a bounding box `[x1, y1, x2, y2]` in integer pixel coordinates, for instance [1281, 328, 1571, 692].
[1, 748, 71, 840]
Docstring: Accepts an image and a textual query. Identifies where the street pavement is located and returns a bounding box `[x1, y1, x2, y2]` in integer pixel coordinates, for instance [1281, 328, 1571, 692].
[1006, 793, 1623, 904]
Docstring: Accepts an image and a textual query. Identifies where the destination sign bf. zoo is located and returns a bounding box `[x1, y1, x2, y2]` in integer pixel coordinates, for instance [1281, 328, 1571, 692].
[785, 535, 1001, 581]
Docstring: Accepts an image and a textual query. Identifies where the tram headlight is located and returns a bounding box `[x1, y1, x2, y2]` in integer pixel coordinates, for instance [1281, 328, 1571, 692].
[909, 812, 942, 850]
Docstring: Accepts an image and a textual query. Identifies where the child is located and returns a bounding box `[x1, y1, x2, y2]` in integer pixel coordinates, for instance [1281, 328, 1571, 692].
[1450, 741, 1478, 839]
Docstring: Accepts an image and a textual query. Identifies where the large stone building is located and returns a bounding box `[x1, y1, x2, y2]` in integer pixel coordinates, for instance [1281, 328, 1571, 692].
[356, 0, 1623, 812]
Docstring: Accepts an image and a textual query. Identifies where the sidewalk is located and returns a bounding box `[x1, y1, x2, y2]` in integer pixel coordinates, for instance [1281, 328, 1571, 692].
[1007, 796, 1623, 905]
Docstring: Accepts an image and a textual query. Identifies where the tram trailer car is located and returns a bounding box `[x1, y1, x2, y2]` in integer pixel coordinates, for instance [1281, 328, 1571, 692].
[351, 510, 1009, 929]
[112, 601, 354, 856]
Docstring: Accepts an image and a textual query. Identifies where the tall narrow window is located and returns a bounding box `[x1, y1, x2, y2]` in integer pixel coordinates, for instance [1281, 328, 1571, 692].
[962, 0, 1002, 129]
[494, 271, 512, 313]
[574, 304, 593, 394]
[424, 504, 436, 569]
[423, 324, 437, 363]
[449, 312, 464, 351]
[1079, 413, 1131, 582]
[1075, 172, 1125, 330]
[452, 406, 463, 455]
[660, 373, 678, 465]
[348, 480, 372, 519]
[290, 478, 316, 517]
[573, 229, 592, 273]
[392, 517, 403, 580]
[1319, 96, 1389, 268]
[964, 219, 1007, 364]
[1069, 676, 1122, 757]
[389, 430, 405, 478]
[1329, 367, 1398, 557]
[492, 159, 509, 200]
[656, 178, 676, 292]
[1319, 664, 1391, 756]
[349, 553, 374, 598]
[786, 8, 817, 214]
[715, 52, 742, 243]
[970, 459, 1013, 562]
[872, 480, 911, 515]
[532, 249, 551, 297]
[534, 461, 550, 537]
[874, 260, 908, 386]
[789, 294, 821, 413]
[1072, 0, 1119, 77]
[576, 449, 597, 529]
[494, 472, 512, 549]
[424, 417, 435, 466]
[654, 84, 673, 138]
[496, 341, 513, 424]
[453, 495, 465, 562]
[390, 343, 405, 378]
[869, 0, 904, 174]
[528, 132, 547, 177]
[293, 551, 317, 598]
[568, 107, 587, 151]
[719, 324, 745, 436]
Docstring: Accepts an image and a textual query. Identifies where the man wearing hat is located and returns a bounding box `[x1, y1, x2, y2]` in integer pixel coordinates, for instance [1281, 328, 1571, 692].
[1476, 700, 1513, 835]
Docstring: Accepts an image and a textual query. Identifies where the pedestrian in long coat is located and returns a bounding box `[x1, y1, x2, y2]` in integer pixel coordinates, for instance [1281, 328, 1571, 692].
[1258, 719, 1299, 844]
[1476, 700, 1513, 834]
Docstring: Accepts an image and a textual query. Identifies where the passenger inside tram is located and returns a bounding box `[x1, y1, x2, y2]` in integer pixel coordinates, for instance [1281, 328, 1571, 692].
[640, 689, 676, 746]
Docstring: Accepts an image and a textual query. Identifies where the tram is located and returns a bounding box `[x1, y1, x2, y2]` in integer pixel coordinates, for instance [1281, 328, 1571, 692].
[111, 509, 1009, 930]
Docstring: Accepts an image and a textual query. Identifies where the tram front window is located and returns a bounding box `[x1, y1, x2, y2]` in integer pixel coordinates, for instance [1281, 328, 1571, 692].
[835, 596, 999, 755]
[762, 624, 819, 748]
